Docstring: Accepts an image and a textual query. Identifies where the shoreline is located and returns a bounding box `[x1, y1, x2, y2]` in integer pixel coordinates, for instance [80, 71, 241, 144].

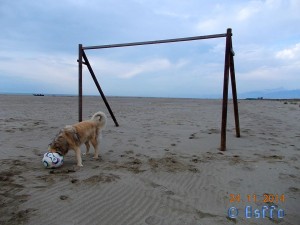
[1, 93, 299, 101]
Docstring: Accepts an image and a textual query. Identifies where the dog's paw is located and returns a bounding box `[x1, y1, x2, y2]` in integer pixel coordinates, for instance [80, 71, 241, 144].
[77, 163, 83, 167]
[93, 156, 99, 159]
[83, 152, 89, 156]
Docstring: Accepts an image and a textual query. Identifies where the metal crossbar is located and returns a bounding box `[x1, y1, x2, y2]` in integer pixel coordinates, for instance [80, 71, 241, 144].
[82, 33, 227, 50]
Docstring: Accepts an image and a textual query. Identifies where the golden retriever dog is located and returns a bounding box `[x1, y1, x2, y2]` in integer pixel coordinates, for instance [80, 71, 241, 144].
[48, 111, 107, 167]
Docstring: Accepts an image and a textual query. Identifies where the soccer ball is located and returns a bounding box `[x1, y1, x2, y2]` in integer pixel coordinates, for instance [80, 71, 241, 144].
[42, 152, 64, 168]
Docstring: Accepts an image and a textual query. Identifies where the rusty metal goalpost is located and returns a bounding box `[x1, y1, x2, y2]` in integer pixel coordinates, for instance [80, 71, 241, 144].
[77, 28, 240, 151]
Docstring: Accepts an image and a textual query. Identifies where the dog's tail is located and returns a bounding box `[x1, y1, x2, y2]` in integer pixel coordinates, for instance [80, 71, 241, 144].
[91, 111, 107, 127]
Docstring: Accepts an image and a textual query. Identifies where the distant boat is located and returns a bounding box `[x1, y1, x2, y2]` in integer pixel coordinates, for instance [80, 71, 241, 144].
[33, 94, 44, 96]
[245, 97, 263, 100]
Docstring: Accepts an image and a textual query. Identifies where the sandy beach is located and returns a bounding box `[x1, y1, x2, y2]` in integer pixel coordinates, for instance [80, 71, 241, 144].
[0, 95, 299, 225]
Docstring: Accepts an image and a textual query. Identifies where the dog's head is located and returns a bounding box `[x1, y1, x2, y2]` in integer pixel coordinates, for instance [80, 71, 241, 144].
[48, 129, 71, 155]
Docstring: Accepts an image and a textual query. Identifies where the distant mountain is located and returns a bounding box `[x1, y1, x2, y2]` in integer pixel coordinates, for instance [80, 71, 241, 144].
[238, 89, 300, 99]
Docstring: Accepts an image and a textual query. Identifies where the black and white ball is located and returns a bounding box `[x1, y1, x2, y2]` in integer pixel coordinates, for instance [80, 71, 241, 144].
[42, 152, 64, 168]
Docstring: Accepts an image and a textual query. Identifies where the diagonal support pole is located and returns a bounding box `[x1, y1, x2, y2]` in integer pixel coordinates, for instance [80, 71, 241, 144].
[229, 38, 241, 138]
[81, 50, 119, 127]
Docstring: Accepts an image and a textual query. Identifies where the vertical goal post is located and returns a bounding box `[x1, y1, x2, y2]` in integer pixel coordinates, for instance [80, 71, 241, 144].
[78, 28, 240, 151]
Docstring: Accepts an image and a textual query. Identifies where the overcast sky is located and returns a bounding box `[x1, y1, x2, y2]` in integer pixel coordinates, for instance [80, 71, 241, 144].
[0, 0, 299, 98]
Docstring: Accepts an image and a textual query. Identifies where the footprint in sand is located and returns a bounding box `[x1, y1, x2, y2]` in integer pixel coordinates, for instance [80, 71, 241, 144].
[145, 180, 175, 195]
[229, 178, 243, 188]
[145, 215, 162, 225]
[83, 173, 120, 184]
[288, 187, 299, 193]
[32, 148, 42, 157]
[59, 195, 69, 200]
[241, 165, 255, 171]
[279, 173, 297, 180]
[70, 179, 79, 184]
[189, 133, 198, 139]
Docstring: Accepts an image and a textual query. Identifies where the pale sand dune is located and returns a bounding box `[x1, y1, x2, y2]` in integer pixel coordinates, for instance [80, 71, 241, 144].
[0, 95, 299, 225]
